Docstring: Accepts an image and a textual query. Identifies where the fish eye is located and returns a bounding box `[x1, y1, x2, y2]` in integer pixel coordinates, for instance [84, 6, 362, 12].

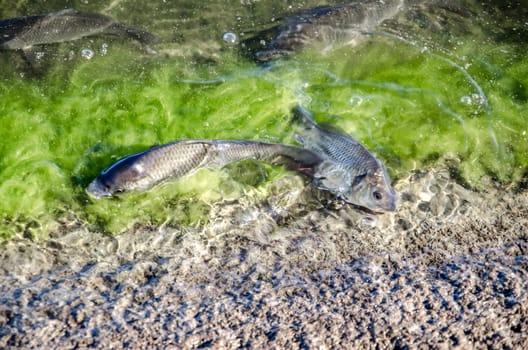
[373, 191, 383, 201]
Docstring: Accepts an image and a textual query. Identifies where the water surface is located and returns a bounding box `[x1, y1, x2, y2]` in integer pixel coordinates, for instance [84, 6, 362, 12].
[0, 0, 526, 237]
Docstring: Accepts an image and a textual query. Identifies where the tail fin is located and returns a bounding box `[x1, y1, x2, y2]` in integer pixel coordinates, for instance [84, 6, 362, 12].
[269, 144, 322, 178]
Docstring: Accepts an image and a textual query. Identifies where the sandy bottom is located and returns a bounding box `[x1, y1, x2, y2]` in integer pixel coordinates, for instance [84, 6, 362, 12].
[0, 168, 527, 348]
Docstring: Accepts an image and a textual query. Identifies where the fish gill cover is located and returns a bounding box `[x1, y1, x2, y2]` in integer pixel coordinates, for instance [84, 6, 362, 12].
[0, 0, 526, 239]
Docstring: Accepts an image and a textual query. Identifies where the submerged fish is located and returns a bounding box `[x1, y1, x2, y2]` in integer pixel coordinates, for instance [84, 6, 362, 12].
[86, 139, 323, 199]
[0, 8, 158, 54]
[242, 0, 404, 61]
[292, 105, 396, 212]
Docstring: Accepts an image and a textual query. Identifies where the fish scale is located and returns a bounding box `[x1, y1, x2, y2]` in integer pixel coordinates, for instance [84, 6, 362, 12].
[243, 0, 404, 61]
[0, 9, 157, 52]
[86, 140, 323, 199]
[292, 105, 396, 212]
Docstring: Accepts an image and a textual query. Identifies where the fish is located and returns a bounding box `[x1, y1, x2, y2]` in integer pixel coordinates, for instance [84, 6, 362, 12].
[241, 0, 404, 61]
[0, 8, 158, 55]
[292, 105, 396, 212]
[86, 139, 323, 199]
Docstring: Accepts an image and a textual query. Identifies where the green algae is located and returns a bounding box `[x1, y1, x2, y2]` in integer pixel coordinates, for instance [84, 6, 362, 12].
[0, 1, 526, 239]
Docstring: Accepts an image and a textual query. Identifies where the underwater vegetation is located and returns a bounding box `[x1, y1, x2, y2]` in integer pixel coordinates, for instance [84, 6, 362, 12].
[0, 0, 526, 239]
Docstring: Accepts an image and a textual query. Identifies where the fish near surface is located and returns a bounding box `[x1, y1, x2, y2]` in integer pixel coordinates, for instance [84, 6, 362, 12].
[292, 105, 396, 212]
[242, 0, 404, 61]
[86, 139, 323, 199]
[0, 8, 158, 53]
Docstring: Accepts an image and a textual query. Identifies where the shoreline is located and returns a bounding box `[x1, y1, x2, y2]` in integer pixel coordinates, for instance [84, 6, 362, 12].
[1, 168, 527, 347]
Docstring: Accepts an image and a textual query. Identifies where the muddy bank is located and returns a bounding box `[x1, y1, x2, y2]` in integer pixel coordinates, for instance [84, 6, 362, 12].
[0, 168, 527, 348]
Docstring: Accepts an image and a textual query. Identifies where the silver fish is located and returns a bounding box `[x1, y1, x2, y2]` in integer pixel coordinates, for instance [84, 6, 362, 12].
[0, 8, 158, 52]
[243, 0, 404, 61]
[292, 105, 396, 212]
[86, 139, 323, 199]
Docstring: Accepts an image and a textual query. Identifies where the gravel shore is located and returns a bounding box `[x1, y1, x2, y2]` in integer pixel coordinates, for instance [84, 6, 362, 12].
[1, 168, 527, 348]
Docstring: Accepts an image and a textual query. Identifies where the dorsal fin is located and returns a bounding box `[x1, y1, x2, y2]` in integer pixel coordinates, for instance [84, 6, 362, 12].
[317, 121, 350, 136]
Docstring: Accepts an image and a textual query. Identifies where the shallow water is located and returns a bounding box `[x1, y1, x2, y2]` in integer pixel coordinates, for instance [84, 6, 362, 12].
[0, 1, 527, 347]
[0, 0, 526, 237]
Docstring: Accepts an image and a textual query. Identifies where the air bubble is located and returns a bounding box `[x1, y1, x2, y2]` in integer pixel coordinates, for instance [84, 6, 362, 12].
[471, 93, 485, 106]
[460, 93, 485, 106]
[35, 51, 45, 61]
[349, 94, 364, 106]
[101, 43, 108, 56]
[222, 32, 237, 44]
[81, 48, 94, 60]
[359, 215, 377, 229]
[460, 95, 472, 105]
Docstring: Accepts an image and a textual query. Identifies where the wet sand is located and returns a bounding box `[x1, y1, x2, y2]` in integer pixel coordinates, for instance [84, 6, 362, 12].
[0, 168, 527, 348]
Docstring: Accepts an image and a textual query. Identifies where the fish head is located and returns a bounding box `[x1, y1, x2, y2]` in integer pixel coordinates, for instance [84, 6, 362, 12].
[343, 168, 396, 213]
[86, 177, 115, 199]
[86, 153, 147, 199]
[313, 161, 396, 212]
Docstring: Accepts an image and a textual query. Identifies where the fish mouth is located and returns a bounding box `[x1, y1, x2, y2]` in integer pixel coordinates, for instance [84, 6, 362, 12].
[383, 192, 398, 212]
[386, 199, 397, 212]
[86, 178, 113, 199]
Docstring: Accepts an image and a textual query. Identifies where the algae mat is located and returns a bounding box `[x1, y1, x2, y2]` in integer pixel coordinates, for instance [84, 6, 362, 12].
[0, 0, 527, 348]
[0, 0, 526, 237]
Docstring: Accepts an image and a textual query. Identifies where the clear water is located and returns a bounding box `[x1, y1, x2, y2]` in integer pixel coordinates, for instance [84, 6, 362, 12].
[0, 0, 526, 238]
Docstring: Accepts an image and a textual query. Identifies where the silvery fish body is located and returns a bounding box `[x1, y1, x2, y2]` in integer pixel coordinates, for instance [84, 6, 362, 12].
[86, 139, 323, 199]
[293, 105, 396, 212]
[244, 0, 404, 61]
[0, 8, 157, 51]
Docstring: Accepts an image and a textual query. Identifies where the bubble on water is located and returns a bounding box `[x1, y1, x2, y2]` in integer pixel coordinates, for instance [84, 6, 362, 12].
[81, 48, 95, 60]
[222, 32, 237, 44]
[471, 93, 485, 106]
[35, 51, 45, 61]
[359, 215, 378, 230]
[101, 43, 108, 56]
[460, 93, 485, 106]
[349, 94, 364, 106]
[460, 95, 472, 105]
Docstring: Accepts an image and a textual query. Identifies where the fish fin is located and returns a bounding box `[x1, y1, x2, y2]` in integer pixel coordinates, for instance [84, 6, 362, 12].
[293, 133, 306, 146]
[291, 104, 318, 129]
[313, 161, 351, 192]
[270, 154, 318, 178]
[292, 105, 351, 136]
[53, 8, 80, 16]
[350, 173, 367, 188]
[291, 104, 347, 134]
[316, 121, 350, 137]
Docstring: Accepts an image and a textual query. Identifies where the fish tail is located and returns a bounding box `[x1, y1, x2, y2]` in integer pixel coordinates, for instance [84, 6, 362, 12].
[268, 144, 322, 177]
[276, 144, 323, 166]
[212, 140, 322, 176]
